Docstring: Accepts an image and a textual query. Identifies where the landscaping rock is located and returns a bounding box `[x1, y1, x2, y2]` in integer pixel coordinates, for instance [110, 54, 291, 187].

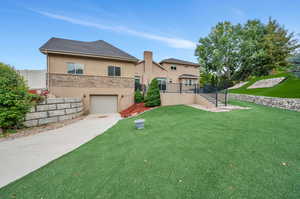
[228, 81, 248, 90]
[57, 103, 71, 109]
[38, 117, 58, 125]
[36, 104, 57, 112]
[65, 108, 77, 114]
[47, 98, 65, 104]
[26, 112, 47, 120]
[248, 77, 285, 89]
[24, 120, 38, 127]
[48, 110, 65, 117]
[229, 93, 300, 112]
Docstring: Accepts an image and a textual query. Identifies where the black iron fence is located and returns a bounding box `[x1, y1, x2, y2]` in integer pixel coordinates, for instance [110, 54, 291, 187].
[136, 82, 229, 107]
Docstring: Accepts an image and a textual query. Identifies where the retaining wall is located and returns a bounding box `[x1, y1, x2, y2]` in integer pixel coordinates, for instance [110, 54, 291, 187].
[160, 93, 214, 108]
[229, 93, 300, 112]
[24, 98, 84, 127]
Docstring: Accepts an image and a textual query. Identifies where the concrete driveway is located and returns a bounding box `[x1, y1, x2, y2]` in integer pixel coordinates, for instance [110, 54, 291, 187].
[0, 114, 121, 188]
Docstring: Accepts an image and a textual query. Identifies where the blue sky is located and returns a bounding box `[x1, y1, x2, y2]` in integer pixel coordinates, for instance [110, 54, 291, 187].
[1, 0, 300, 69]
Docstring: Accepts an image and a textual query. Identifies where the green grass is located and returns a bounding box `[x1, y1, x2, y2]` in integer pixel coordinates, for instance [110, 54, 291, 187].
[230, 73, 300, 98]
[0, 103, 300, 199]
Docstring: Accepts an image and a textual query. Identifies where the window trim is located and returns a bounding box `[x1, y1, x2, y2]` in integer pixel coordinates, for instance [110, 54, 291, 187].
[108, 66, 121, 77]
[67, 62, 84, 75]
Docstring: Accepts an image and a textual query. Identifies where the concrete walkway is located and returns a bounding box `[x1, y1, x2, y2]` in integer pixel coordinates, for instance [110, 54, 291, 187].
[0, 114, 121, 188]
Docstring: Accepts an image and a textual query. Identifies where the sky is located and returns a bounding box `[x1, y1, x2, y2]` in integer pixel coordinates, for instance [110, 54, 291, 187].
[1, 0, 300, 70]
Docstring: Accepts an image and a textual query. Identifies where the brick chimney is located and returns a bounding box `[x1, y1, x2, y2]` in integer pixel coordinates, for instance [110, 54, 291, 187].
[144, 51, 153, 76]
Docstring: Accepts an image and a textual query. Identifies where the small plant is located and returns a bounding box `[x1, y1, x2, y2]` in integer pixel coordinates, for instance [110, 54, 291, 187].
[145, 79, 161, 107]
[0, 62, 32, 131]
[29, 93, 45, 104]
[134, 89, 144, 103]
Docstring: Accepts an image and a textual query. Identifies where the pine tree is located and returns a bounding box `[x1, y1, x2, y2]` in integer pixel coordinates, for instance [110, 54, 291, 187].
[145, 79, 161, 107]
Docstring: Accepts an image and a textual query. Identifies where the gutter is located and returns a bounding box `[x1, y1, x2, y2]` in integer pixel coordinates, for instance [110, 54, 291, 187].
[40, 49, 139, 63]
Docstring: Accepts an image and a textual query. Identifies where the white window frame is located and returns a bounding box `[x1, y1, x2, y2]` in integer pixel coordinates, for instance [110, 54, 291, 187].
[67, 63, 84, 75]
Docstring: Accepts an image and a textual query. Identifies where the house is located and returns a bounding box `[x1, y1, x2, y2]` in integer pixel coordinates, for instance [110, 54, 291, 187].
[40, 37, 200, 114]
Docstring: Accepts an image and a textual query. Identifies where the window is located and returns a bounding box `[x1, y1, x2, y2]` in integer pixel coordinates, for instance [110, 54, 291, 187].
[185, 79, 193, 86]
[171, 65, 177, 70]
[134, 76, 141, 91]
[108, 66, 121, 76]
[156, 78, 167, 91]
[67, 63, 84, 74]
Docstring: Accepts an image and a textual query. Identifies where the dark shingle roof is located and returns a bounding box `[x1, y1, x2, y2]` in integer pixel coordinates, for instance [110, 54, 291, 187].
[40, 37, 138, 62]
[159, 58, 199, 67]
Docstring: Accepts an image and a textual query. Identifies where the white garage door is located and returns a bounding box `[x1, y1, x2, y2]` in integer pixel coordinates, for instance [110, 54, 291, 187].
[90, 95, 118, 114]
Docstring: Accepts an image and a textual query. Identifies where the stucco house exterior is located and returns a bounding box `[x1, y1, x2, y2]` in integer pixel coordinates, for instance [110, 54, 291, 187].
[40, 37, 200, 114]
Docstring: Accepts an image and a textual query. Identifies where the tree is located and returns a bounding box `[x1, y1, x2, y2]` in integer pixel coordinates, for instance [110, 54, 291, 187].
[196, 18, 300, 82]
[262, 18, 300, 71]
[145, 79, 161, 107]
[134, 89, 144, 103]
[234, 20, 267, 80]
[195, 21, 240, 85]
[0, 63, 32, 131]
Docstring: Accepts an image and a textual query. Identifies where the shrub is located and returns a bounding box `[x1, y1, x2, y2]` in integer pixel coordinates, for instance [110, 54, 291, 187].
[134, 89, 144, 103]
[145, 79, 161, 107]
[0, 63, 32, 131]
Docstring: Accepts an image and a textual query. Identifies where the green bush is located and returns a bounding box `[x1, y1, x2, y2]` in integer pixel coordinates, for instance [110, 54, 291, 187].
[134, 89, 144, 103]
[0, 63, 32, 131]
[145, 79, 161, 107]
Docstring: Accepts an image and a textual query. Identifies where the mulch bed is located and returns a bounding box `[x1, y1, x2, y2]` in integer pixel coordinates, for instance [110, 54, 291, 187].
[120, 103, 152, 118]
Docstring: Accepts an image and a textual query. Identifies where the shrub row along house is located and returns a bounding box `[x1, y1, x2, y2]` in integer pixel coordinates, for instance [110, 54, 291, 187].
[40, 37, 200, 114]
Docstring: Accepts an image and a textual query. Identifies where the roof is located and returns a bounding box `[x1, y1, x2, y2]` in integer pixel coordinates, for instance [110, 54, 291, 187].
[137, 60, 167, 71]
[179, 74, 199, 79]
[39, 37, 138, 62]
[159, 58, 200, 67]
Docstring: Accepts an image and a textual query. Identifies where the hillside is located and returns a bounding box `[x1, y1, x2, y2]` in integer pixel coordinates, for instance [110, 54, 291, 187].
[230, 73, 300, 98]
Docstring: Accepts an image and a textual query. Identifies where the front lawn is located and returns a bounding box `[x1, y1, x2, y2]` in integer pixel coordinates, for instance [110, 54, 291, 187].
[0, 102, 299, 199]
[230, 73, 300, 98]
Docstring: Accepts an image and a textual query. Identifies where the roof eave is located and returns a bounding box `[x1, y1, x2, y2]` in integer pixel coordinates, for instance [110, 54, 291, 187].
[40, 49, 139, 63]
[159, 61, 200, 67]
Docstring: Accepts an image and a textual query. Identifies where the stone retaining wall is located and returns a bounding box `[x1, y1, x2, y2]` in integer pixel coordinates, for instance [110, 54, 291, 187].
[229, 93, 300, 111]
[24, 98, 84, 127]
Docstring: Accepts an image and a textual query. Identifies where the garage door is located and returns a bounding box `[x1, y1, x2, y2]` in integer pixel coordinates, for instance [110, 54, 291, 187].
[90, 95, 118, 114]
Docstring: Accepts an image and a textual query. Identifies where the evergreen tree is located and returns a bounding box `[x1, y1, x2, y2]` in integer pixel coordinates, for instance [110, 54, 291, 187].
[145, 79, 161, 107]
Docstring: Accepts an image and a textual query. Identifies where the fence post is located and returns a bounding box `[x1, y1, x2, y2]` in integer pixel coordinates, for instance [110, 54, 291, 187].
[215, 88, 218, 107]
[179, 83, 182, 93]
[225, 88, 228, 106]
[194, 84, 197, 94]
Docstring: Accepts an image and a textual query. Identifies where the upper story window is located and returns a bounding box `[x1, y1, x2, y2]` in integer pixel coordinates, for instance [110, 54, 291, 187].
[108, 66, 121, 76]
[67, 63, 84, 75]
[171, 65, 177, 70]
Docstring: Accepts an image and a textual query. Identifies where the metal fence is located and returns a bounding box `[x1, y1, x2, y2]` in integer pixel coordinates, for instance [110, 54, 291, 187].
[136, 82, 229, 107]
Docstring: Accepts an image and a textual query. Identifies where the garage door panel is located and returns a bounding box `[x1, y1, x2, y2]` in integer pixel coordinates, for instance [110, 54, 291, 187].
[90, 95, 117, 114]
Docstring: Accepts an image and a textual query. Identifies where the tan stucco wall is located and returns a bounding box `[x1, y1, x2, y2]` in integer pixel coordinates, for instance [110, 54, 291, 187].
[48, 54, 136, 77]
[161, 63, 199, 83]
[135, 61, 199, 85]
[160, 93, 196, 106]
[50, 86, 133, 112]
[47, 54, 136, 112]
[135, 62, 168, 85]
[161, 93, 214, 108]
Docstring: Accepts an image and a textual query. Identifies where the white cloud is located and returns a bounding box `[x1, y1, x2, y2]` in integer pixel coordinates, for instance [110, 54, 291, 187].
[34, 10, 196, 49]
